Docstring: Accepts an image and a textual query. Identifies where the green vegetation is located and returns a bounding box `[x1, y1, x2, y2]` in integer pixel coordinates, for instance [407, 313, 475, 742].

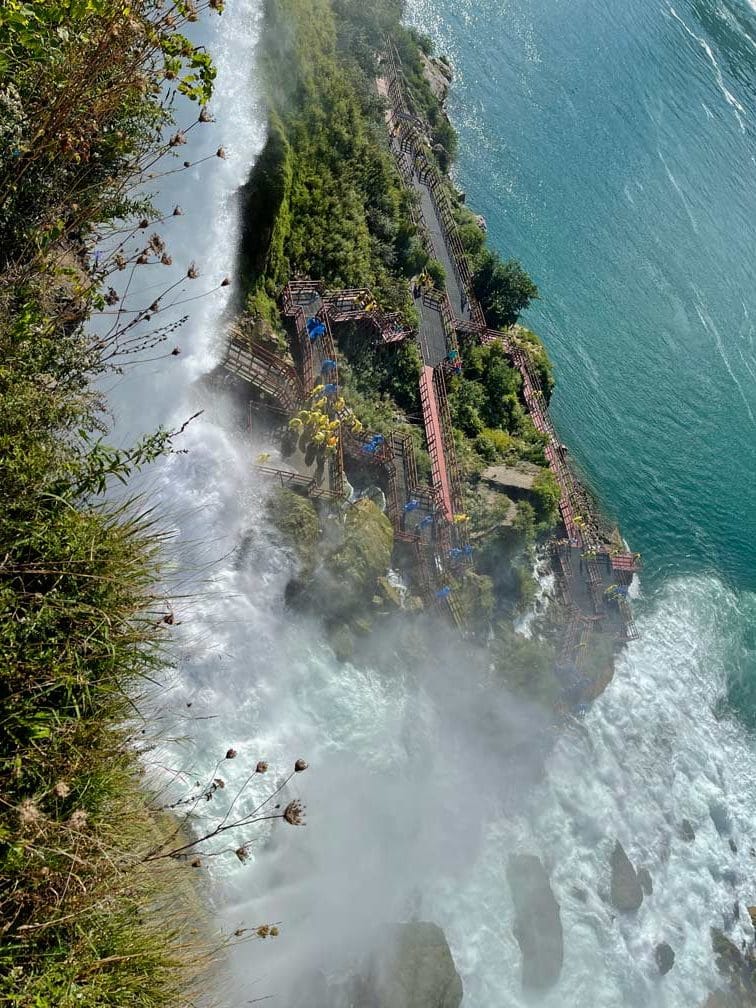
[473, 250, 539, 329]
[448, 341, 549, 477]
[241, 0, 422, 321]
[454, 206, 541, 338]
[237, 0, 560, 629]
[426, 257, 447, 291]
[0, 2, 225, 1004]
[392, 28, 458, 171]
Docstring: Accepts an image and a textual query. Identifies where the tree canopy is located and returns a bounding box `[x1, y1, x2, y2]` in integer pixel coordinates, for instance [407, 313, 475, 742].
[474, 249, 539, 328]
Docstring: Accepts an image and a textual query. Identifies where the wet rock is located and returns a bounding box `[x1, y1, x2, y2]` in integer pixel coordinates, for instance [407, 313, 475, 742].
[730, 838, 738, 854]
[572, 886, 589, 903]
[329, 624, 354, 662]
[710, 927, 756, 1005]
[507, 854, 563, 991]
[638, 867, 653, 896]
[747, 906, 756, 929]
[420, 53, 453, 104]
[681, 819, 696, 843]
[655, 942, 675, 976]
[367, 922, 463, 1008]
[610, 841, 644, 912]
[710, 802, 733, 837]
[374, 575, 403, 611]
[293, 923, 463, 1008]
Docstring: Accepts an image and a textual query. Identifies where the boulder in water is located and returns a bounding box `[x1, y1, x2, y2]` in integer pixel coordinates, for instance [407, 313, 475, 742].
[297, 923, 463, 1008]
[655, 942, 675, 975]
[610, 841, 644, 912]
[681, 819, 696, 843]
[507, 854, 563, 991]
[710, 802, 732, 837]
[368, 922, 463, 1008]
[638, 867, 653, 896]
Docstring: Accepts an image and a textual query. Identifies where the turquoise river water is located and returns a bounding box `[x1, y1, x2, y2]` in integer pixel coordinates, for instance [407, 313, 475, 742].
[407, 0, 756, 721]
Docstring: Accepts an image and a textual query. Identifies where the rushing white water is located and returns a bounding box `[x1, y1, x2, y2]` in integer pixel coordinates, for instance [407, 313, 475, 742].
[105, 5, 756, 1007]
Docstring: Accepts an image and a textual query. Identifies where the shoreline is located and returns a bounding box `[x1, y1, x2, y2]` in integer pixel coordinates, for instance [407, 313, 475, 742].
[226, 2, 640, 711]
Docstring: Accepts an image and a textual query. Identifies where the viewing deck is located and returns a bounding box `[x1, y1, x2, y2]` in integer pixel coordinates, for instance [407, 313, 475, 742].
[381, 40, 640, 657]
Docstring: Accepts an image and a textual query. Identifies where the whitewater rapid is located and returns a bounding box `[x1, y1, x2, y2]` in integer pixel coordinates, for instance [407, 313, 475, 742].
[104, 2, 756, 1006]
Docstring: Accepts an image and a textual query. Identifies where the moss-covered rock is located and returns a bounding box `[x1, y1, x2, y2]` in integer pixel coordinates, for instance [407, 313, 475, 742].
[325, 499, 393, 606]
[375, 575, 404, 611]
[452, 570, 494, 628]
[267, 488, 320, 570]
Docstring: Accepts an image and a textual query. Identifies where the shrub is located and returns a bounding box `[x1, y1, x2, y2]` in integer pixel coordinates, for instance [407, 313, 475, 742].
[531, 469, 561, 527]
[473, 249, 539, 328]
[426, 257, 446, 291]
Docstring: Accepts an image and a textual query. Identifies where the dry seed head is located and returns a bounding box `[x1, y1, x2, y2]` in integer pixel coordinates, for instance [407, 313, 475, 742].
[190, 858, 202, 868]
[19, 800, 42, 826]
[53, 781, 70, 798]
[235, 846, 250, 863]
[282, 799, 305, 826]
[69, 809, 88, 829]
[225, 748, 237, 759]
[255, 761, 268, 774]
[199, 106, 214, 123]
[216, 146, 226, 159]
[173, 205, 183, 216]
[294, 759, 308, 772]
[187, 263, 199, 279]
[161, 253, 173, 266]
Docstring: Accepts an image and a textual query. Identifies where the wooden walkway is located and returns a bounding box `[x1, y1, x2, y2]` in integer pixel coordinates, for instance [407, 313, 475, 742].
[381, 41, 640, 656]
[420, 366, 454, 521]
